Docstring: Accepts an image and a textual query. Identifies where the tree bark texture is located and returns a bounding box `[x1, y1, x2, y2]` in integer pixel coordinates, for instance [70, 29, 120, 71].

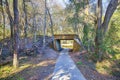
[1, 0, 6, 39]
[5, 0, 14, 39]
[13, 0, 19, 68]
[47, 7, 54, 36]
[23, 0, 28, 44]
[43, 0, 47, 48]
[95, 0, 119, 61]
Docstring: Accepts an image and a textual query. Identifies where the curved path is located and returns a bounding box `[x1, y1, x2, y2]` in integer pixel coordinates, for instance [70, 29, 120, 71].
[52, 49, 86, 80]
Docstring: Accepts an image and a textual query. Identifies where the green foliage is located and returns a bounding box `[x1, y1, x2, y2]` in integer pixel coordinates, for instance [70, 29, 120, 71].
[0, 24, 10, 40]
[77, 61, 82, 65]
[69, 0, 84, 12]
[67, 16, 84, 25]
[0, 26, 2, 37]
[82, 23, 95, 51]
[98, 7, 120, 59]
[17, 77, 25, 80]
[74, 2, 84, 12]
[83, 23, 89, 46]
[0, 25, 4, 40]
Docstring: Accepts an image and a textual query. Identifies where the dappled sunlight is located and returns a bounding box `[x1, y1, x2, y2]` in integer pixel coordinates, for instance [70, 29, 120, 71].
[53, 69, 71, 80]
[114, 54, 120, 59]
[0, 0, 120, 80]
[112, 45, 120, 52]
[0, 63, 31, 79]
[0, 56, 31, 78]
[0, 58, 56, 80]
[0, 54, 56, 79]
[96, 60, 113, 74]
[32, 60, 56, 68]
[52, 50, 86, 80]
[44, 74, 53, 80]
[0, 65, 13, 78]
[19, 56, 28, 60]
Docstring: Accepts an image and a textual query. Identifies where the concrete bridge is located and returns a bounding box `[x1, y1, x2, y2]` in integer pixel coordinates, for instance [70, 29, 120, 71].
[48, 34, 86, 80]
[53, 34, 82, 52]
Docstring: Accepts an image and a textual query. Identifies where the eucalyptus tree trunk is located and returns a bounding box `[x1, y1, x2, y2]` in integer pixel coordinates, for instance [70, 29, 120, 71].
[23, 0, 28, 44]
[0, 0, 6, 39]
[43, 0, 47, 48]
[13, 0, 19, 68]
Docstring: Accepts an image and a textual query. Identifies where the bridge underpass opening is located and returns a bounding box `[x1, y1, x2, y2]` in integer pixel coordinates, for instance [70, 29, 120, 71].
[61, 40, 73, 49]
[53, 34, 81, 52]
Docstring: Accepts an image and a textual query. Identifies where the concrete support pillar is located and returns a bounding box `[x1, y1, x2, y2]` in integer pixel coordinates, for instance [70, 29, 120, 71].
[54, 39, 61, 51]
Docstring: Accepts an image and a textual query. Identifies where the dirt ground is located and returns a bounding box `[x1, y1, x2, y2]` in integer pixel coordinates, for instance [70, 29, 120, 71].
[1, 44, 119, 80]
[0, 48, 58, 80]
[70, 51, 119, 80]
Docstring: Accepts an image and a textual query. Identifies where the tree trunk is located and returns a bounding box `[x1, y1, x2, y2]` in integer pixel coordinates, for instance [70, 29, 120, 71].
[5, 0, 14, 39]
[43, 0, 47, 48]
[33, 17, 37, 42]
[13, 0, 19, 68]
[47, 7, 54, 36]
[102, 0, 118, 34]
[95, 0, 102, 54]
[31, 2, 37, 42]
[23, 0, 28, 44]
[95, 0, 118, 61]
[5, 0, 14, 54]
[1, 0, 6, 39]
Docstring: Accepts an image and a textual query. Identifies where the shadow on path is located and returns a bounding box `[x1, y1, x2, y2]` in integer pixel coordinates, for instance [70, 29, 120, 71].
[52, 49, 86, 80]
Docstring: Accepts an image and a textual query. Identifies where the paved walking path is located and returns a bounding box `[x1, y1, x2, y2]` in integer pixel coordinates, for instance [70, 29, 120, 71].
[52, 49, 86, 80]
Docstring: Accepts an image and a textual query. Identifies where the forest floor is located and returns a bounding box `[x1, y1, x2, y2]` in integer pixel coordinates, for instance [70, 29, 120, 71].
[0, 48, 58, 80]
[0, 48, 120, 80]
[70, 51, 120, 80]
[0, 36, 120, 80]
